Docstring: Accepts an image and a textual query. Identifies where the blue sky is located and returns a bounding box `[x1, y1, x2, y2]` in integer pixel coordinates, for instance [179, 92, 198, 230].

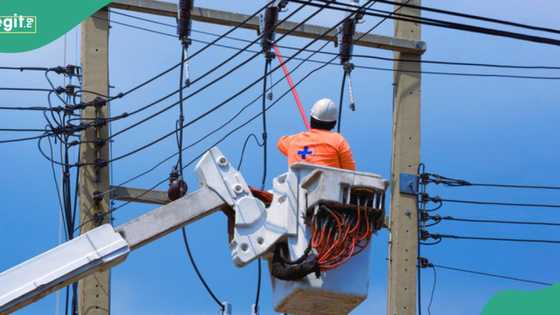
[1, 1, 560, 314]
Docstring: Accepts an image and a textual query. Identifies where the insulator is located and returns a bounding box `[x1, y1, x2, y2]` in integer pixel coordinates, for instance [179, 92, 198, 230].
[338, 18, 356, 65]
[177, 0, 194, 43]
[260, 6, 279, 60]
[168, 178, 188, 201]
[168, 168, 188, 201]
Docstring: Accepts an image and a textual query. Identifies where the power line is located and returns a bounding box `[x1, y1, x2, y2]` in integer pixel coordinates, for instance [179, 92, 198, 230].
[337, 0, 560, 36]
[433, 264, 552, 286]
[106, 17, 560, 81]
[435, 215, 560, 227]
[95, 0, 365, 165]
[422, 172, 560, 190]
[468, 183, 560, 190]
[428, 232, 560, 245]
[107, 0, 277, 100]
[0, 87, 53, 92]
[433, 197, 560, 209]
[299, 0, 560, 47]
[77, 0, 390, 227]
[106, 2, 313, 140]
[181, 227, 225, 311]
[75, 21, 339, 231]
[110, 8, 560, 71]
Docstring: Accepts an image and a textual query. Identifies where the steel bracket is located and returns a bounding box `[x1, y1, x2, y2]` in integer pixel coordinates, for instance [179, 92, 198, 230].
[399, 173, 419, 195]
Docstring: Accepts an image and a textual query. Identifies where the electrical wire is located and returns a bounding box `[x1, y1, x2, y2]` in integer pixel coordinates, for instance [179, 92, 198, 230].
[91, 0, 363, 166]
[333, 0, 560, 36]
[429, 232, 560, 245]
[0, 87, 54, 92]
[109, 8, 560, 71]
[337, 72, 347, 133]
[106, 2, 313, 140]
[113, 0, 278, 99]
[103, 17, 560, 81]
[433, 264, 552, 286]
[75, 29, 339, 232]
[428, 265, 436, 315]
[237, 133, 263, 170]
[436, 215, 560, 227]
[181, 227, 225, 311]
[434, 197, 560, 209]
[306, 0, 560, 46]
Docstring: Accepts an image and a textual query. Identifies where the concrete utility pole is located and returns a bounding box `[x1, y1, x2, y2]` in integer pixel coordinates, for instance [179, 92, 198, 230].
[387, 1, 422, 315]
[78, 9, 111, 315]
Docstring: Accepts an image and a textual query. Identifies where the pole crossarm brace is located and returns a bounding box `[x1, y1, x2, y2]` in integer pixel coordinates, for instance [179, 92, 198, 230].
[110, 185, 169, 205]
[109, 0, 426, 53]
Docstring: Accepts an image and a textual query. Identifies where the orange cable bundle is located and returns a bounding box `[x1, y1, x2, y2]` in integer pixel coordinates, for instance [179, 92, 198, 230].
[310, 205, 373, 272]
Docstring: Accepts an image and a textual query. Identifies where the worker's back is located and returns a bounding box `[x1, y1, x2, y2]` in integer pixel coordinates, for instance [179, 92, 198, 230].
[277, 128, 356, 171]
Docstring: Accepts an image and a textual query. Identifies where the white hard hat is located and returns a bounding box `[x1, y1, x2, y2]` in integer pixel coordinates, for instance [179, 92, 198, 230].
[310, 98, 338, 122]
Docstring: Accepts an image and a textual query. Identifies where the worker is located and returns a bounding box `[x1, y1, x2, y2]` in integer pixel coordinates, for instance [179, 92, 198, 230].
[277, 98, 356, 171]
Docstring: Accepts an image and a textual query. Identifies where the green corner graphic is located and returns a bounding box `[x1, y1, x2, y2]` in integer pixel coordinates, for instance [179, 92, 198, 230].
[481, 284, 560, 315]
[0, 0, 112, 53]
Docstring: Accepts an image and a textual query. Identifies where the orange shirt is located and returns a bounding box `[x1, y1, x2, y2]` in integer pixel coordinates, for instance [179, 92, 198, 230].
[277, 129, 356, 171]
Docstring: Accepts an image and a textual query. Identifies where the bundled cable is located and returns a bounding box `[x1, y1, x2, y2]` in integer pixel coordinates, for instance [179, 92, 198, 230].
[308, 186, 385, 272]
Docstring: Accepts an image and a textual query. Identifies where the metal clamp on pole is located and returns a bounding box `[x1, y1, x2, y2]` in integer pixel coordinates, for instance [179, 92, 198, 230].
[177, 0, 194, 86]
[177, 0, 193, 46]
[338, 12, 362, 111]
[400, 173, 419, 195]
[259, 3, 281, 61]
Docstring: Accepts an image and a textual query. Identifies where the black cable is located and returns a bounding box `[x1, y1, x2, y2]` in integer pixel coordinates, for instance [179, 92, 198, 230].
[47, 134, 69, 240]
[0, 128, 47, 132]
[436, 197, 560, 209]
[255, 58, 271, 314]
[75, 31, 338, 232]
[422, 173, 560, 190]
[0, 105, 54, 111]
[107, 2, 312, 140]
[115, 0, 277, 99]
[237, 133, 264, 170]
[110, 8, 560, 71]
[337, 72, 347, 133]
[0, 87, 53, 92]
[260, 60, 270, 191]
[428, 266, 436, 315]
[433, 264, 552, 286]
[298, 0, 560, 47]
[78, 0, 381, 225]
[437, 215, 560, 227]
[105, 17, 560, 81]
[0, 132, 51, 144]
[468, 183, 560, 190]
[0, 66, 52, 71]
[96, 0, 358, 164]
[181, 227, 225, 310]
[177, 47, 186, 173]
[329, 0, 560, 36]
[430, 232, 560, 244]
